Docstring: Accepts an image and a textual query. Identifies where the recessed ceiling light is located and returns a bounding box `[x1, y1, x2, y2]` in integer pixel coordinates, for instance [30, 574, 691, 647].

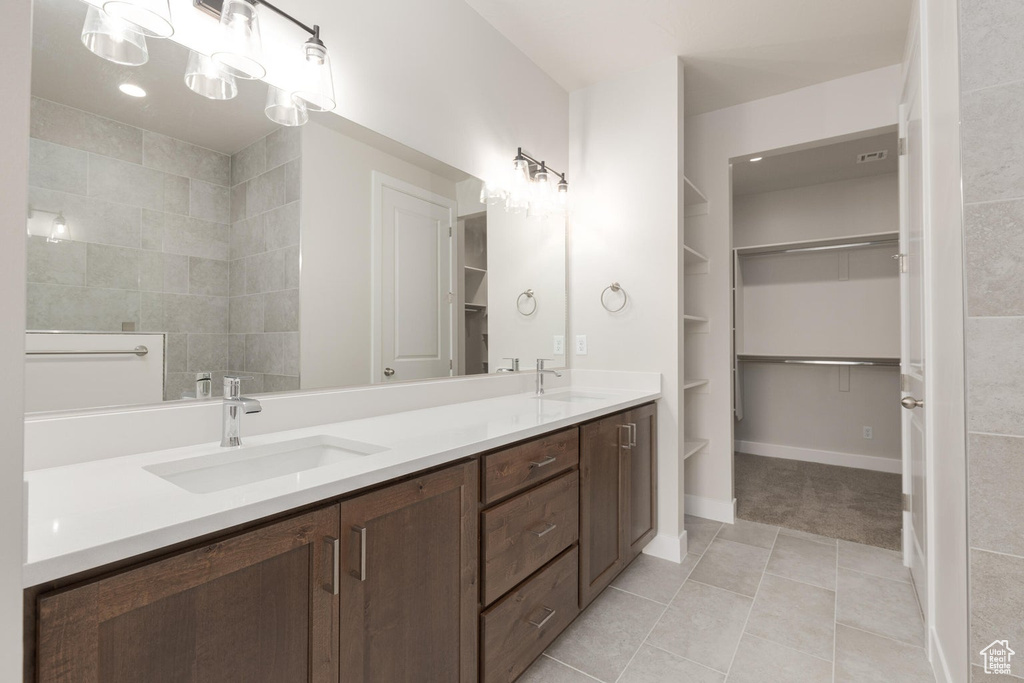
[749, 157, 763, 162]
[118, 83, 147, 98]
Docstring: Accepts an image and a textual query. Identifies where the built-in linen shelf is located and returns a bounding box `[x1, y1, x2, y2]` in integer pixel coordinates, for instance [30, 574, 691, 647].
[464, 266, 487, 274]
[465, 303, 487, 311]
[683, 314, 708, 323]
[683, 245, 709, 273]
[683, 378, 709, 390]
[683, 176, 709, 217]
[683, 315, 709, 334]
[734, 231, 899, 257]
[737, 354, 900, 368]
[683, 439, 709, 460]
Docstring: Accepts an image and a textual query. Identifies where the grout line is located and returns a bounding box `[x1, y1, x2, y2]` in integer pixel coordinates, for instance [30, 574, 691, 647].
[761, 570, 835, 593]
[607, 585, 670, 607]
[614, 601, 669, 683]
[685, 578, 758, 601]
[743, 632, 834, 665]
[836, 623, 928, 651]
[968, 546, 1024, 561]
[840, 565, 915, 586]
[723, 525, 778, 680]
[967, 429, 1024, 440]
[643, 642, 730, 676]
[540, 654, 604, 681]
[832, 538, 839, 683]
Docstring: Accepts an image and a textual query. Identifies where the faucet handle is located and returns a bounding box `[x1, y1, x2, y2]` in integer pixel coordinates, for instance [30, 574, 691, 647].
[223, 374, 253, 398]
[536, 358, 553, 370]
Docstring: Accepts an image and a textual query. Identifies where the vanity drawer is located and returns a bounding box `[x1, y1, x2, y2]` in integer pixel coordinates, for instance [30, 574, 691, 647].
[482, 428, 579, 504]
[482, 470, 579, 606]
[481, 546, 579, 683]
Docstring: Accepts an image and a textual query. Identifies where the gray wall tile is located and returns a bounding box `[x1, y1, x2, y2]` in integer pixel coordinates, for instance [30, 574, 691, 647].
[246, 163, 287, 217]
[229, 259, 246, 297]
[966, 316, 1024, 436]
[960, 0, 1024, 92]
[264, 202, 300, 250]
[27, 236, 86, 286]
[162, 294, 228, 333]
[166, 333, 187, 372]
[152, 213, 231, 261]
[139, 291, 165, 332]
[139, 251, 189, 294]
[190, 179, 230, 224]
[232, 138, 266, 186]
[189, 257, 230, 296]
[245, 332, 299, 375]
[246, 246, 299, 294]
[88, 154, 189, 214]
[230, 182, 247, 223]
[969, 433, 1024, 556]
[31, 98, 143, 165]
[263, 374, 300, 392]
[187, 333, 228, 372]
[86, 243, 139, 290]
[27, 283, 139, 331]
[228, 333, 246, 370]
[29, 139, 88, 194]
[229, 294, 264, 334]
[265, 127, 301, 168]
[230, 215, 265, 259]
[970, 549, 1024, 668]
[284, 158, 300, 204]
[30, 188, 141, 249]
[143, 131, 230, 186]
[264, 289, 299, 332]
[965, 199, 1024, 316]
[962, 82, 1024, 204]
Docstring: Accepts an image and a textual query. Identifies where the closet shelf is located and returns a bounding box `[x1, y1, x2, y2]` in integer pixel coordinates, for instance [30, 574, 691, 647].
[465, 303, 487, 311]
[737, 354, 900, 367]
[683, 245, 709, 267]
[683, 176, 708, 206]
[734, 231, 898, 257]
[683, 439, 709, 460]
[683, 314, 708, 324]
[464, 266, 487, 274]
[683, 379, 709, 390]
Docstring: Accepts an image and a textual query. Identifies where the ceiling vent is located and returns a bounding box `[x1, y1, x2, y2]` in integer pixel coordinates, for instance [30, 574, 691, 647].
[857, 150, 888, 164]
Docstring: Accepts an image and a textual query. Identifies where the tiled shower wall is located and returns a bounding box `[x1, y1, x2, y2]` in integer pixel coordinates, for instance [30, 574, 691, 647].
[227, 129, 301, 394]
[959, 0, 1024, 679]
[26, 97, 232, 401]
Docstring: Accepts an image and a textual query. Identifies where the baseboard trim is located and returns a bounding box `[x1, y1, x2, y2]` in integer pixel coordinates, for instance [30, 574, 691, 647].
[684, 494, 736, 524]
[929, 626, 955, 683]
[736, 440, 902, 474]
[643, 529, 687, 563]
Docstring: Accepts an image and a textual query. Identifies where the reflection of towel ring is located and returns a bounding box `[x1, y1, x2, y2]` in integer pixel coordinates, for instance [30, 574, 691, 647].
[517, 289, 537, 316]
[601, 282, 628, 313]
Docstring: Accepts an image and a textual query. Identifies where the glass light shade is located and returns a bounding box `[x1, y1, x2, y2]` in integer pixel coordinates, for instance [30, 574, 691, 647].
[294, 39, 336, 112]
[81, 6, 149, 66]
[265, 86, 309, 127]
[480, 183, 507, 206]
[185, 50, 238, 100]
[212, 0, 266, 80]
[102, 0, 173, 38]
[47, 212, 70, 243]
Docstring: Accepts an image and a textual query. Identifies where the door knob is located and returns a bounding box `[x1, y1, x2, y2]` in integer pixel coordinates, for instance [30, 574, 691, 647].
[901, 396, 923, 409]
[384, 367, 395, 377]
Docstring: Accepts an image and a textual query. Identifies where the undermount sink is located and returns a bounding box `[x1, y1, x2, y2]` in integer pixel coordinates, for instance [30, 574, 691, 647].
[145, 435, 388, 494]
[535, 392, 608, 403]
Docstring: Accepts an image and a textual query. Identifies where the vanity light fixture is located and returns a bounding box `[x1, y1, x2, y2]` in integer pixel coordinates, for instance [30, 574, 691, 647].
[185, 50, 238, 100]
[102, 0, 174, 38]
[265, 85, 309, 126]
[483, 148, 569, 217]
[211, 0, 265, 80]
[48, 212, 70, 243]
[80, 6, 149, 66]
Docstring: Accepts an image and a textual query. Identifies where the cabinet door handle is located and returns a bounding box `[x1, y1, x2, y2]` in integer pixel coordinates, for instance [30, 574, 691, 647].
[528, 606, 557, 629]
[324, 536, 340, 595]
[351, 525, 367, 581]
[529, 521, 557, 537]
[619, 425, 632, 449]
[530, 455, 557, 468]
[629, 422, 637, 447]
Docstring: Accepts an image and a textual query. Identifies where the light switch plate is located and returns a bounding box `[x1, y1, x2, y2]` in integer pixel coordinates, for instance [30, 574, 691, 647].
[575, 335, 588, 355]
[863, 426, 873, 440]
[553, 335, 565, 355]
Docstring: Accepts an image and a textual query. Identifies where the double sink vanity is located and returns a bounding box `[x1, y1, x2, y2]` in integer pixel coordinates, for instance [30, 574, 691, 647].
[23, 377, 660, 682]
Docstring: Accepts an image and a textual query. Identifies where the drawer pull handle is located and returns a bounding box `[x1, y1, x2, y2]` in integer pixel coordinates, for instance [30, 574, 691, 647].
[530, 522, 557, 538]
[351, 525, 366, 581]
[629, 422, 637, 447]
[619, 424, 632, 449]
[528, 607, 557, 629]
[325, 536, 340, 595]
[530, 455, 557, 468]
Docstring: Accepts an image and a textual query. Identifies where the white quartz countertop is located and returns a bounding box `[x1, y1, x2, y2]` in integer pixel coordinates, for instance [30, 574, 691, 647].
[24, 385, 660, 587]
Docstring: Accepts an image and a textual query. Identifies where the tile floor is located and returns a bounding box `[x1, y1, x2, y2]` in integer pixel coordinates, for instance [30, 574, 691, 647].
[520, 516, 936, 683]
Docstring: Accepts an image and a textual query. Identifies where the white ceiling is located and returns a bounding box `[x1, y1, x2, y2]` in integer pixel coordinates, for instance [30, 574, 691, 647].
[732, 129, 899, 196]
[463, 0, 912, 116]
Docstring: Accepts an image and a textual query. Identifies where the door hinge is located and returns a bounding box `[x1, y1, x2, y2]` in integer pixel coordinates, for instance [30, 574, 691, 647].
[901, 373, 910, 392]
[902, 493, 911, 512]
[892, 253, 908, 273]
[448, 291, 454, 304]
[448, 225, 452, 237]
[450, 359, 453, 370]
[898, 137, 908, 156]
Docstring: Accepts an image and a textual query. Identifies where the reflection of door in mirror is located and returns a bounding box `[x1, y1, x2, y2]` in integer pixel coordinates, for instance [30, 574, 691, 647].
[372, 174, 456, 384]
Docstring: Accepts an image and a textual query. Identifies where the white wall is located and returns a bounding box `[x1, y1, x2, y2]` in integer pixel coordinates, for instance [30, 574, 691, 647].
[569, 58, 686, 559]
[683, 65, 903, 518]
[299, 119, 458, 390]
[0, 0, 29, 676]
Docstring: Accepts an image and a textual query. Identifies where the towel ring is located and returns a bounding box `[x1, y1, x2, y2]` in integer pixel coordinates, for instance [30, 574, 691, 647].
[517, 289, 537, 316]
[601, 282, 628, 313]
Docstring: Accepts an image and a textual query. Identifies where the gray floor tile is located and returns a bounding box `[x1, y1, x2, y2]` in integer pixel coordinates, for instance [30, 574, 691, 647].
[838, 540, 911, 583]
[715, 519, 780, 549]
[836, 568, 925, 647]
[685, 515, 723, 555]
[835, 624, 934, 682]
[688, 539, 769, 597]
[545, 584, 664, 682]
[778, 527, 839, 547]
[612, 553, 699, 604]
[972, 664, 1024, 681]
[727, 635, 833, 683]
[765, 533, 838, 590]
[647, 580, 752, 673]
[745, 573, 836, 661]
[618, 644, 724, 683]
[518, 654, 599, 682]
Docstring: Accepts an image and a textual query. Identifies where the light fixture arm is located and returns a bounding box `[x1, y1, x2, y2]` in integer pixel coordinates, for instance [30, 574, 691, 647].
[515, 147, 567, 184]
[251, 0, 315, 36]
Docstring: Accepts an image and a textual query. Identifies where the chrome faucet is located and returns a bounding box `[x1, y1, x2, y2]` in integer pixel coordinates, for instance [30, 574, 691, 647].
[221, 375, 262, 447]
[535, 359, 563, 396]
[497, 357, 520, 373]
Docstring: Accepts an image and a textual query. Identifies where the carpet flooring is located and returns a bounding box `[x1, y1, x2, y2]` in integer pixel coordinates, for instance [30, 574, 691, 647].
[734, 452, 902, 550]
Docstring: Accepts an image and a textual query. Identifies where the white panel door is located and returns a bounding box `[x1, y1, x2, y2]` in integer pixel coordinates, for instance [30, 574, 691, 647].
[899, 42, 927, 613]
[378, 183, 453, 383]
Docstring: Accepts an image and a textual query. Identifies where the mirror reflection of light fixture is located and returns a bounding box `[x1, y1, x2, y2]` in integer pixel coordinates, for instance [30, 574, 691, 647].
[184, 50, 238, 100]
[48, 212, 70, 243]
[211, 0, 266, 80]
[80, 6, 149, 66]
[293, 25, 335, 112]
[102, 0, 174, 38]
[265, 86, 309, 127]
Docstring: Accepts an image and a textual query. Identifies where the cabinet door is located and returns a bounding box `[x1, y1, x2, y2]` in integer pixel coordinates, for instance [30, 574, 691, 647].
[579, 413, 629, 609]
[37, 505, 341, 683]
[339, 461, 478, 682]
[626, 403, 658, 560]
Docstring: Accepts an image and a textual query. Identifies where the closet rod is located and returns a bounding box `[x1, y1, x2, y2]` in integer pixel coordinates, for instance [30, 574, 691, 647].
[738, 355, 900, 367]
[738, 238, 898, 257]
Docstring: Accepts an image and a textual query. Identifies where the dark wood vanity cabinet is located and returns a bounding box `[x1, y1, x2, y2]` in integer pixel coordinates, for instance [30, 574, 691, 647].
[579, 404, 658, 608]
[35, 504, 341, 683]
